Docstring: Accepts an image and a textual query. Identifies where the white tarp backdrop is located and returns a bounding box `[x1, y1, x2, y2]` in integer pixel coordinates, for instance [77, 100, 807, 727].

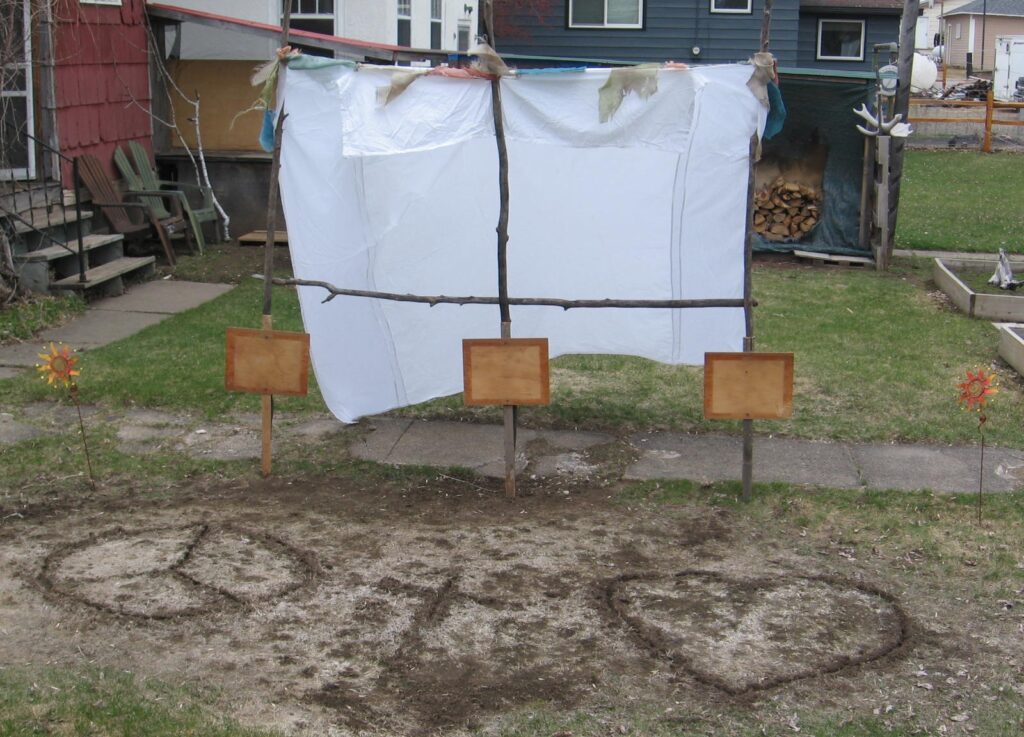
[278, 62, 767, 423]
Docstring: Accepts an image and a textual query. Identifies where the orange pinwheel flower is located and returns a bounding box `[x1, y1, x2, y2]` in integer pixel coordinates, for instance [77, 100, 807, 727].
[36, 342, 80, 388]
[958, 367, 997, 412]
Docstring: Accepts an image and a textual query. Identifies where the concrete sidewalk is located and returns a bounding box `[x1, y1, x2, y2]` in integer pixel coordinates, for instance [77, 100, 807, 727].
[0, 280, 232, 380]
[349, 418, 1024, 494]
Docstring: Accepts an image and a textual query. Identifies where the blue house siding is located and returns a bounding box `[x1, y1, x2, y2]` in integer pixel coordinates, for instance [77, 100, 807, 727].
[497, 0, 801, 67]
[796, 11, 900, 72]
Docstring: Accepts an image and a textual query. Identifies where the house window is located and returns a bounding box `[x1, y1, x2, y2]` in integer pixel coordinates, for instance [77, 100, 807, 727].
[398, 0, 411, 47]
[569, 0, 643, 29]
[710, 0, 751, 14]
[816, 19, 865, 61]
[431, 0, 442, 49]
[80, 0, 122, 5]
[457, 21, 471, 51]
[955, 23, 962, 40]
[287, 0, 335, 57]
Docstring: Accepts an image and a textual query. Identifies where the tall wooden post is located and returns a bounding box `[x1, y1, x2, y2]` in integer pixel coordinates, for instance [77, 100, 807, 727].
[738, 0, 773, 503]
[481, 0, 517, 498]
[886, 0, 919, 258]
[741, 135, 758, 503]
[983, 88, 994, 153]
[258, 2, 291, 477]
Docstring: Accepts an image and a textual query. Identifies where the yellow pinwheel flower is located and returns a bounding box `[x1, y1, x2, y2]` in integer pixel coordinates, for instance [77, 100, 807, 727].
[957, 367, 997, 413]
[36, 342, 80, 388]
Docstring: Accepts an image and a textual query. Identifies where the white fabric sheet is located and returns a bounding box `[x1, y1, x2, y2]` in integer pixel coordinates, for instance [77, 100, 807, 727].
[278, 63, 766, 423]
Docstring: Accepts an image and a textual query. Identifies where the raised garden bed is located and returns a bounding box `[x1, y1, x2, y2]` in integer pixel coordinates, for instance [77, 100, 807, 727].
[933, 257, 1024, 321]
[999, 324, 1024, 377]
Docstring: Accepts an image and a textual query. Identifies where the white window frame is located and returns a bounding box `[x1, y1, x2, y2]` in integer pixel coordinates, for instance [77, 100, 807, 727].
[568, 0, 644, 30]
[816, 18, 866, 62]
[1, 0, 35, 180]
[80, 1, 122, 5]
[710, 0, 752, 15]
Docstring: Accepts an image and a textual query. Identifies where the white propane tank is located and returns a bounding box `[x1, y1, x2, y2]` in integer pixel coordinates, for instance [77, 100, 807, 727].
[911, 53, 939, 93]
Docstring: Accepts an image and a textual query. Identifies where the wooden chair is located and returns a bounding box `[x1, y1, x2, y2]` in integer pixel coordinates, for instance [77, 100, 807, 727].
[77, 154, 192, 267]
[127, 141, 220, 253]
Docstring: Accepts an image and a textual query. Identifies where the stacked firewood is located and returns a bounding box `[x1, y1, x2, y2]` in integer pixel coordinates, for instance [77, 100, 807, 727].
[753, 178, 822, 242]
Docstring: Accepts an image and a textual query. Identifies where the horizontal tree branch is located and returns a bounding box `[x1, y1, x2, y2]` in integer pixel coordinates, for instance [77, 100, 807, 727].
[260, 276, 754, 310]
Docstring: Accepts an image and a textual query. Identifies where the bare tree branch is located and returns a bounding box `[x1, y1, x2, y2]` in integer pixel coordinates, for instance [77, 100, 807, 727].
[263, 276, 749, 311]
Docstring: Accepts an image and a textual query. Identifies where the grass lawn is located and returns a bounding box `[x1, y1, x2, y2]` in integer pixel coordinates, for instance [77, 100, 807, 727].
[0, 666, 275, 737]
[2, 259, 1020, 448]
[0, 292, 85, 344]
[896, 150, 1024, 254]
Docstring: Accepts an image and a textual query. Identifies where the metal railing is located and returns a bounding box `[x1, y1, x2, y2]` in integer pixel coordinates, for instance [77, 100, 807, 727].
[0, 125, 86, 283]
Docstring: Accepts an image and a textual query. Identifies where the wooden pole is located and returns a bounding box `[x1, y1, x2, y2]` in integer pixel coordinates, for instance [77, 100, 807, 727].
[760, 0, 774, 52]
[875, 136, 891, 269]
[858, 136, 876, 253]
[258, 1, 291, 478]
[885, 0, 919, 263]
[741, 135, 758, 503]
[481, 0, 517, 498]
[983, 88, 994, 153]
[739, 0, 774, 503]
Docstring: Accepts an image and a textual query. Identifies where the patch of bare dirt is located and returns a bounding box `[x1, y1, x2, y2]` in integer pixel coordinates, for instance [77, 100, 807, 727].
[0, 476, 1019, 736]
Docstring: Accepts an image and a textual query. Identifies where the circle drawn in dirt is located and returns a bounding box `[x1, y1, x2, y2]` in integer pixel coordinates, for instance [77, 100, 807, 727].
[41, 524, 316, 619]
[607, 571, 908, 695]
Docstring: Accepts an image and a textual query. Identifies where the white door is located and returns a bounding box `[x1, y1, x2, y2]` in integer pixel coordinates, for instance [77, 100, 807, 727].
[1, 0, 35, 181]
[995, 36, 1024, 100]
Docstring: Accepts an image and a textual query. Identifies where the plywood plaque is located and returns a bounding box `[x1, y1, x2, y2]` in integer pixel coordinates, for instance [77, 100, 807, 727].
[704, 352, 794, 420]
[225, 328, 310, 396]
[463, 338, 550, 406]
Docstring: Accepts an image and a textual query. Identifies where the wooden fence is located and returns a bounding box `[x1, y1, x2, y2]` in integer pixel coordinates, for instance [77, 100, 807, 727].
[909, 90, 1024, 152]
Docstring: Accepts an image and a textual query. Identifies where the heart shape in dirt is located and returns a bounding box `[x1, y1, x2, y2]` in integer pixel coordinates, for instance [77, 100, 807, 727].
[608, 571, 906, 694]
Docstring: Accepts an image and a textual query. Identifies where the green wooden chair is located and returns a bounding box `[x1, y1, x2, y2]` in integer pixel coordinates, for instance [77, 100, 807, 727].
[78, 153, 192, 267]
[114, 142, 220, 254]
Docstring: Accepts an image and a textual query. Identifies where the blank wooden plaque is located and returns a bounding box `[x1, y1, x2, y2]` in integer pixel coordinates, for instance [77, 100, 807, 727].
[704, 352, 794, 420]
[463, 338, 550, 406]
[225, 328, 310, 396]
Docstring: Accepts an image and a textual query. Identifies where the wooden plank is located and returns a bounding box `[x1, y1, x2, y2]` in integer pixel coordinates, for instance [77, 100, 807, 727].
[932, 259, 975, 317]
[793, 249, 874, 268]
[463, 338, 550, 407]
[17, 233, 123, 262]
[50, 256, 155, 289]
[998, 325, 1024, 378]
[238, 229, 288, 246]
[224, 327, 310, 396]
[704, 352, 794, 420]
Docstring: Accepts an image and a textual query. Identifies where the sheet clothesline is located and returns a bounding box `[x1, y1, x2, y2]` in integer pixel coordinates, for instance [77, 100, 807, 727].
[276, 60, 768, 422]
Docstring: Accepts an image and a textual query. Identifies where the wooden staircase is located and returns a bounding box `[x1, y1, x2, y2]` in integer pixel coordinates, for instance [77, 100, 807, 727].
[2, 180, 155, 298]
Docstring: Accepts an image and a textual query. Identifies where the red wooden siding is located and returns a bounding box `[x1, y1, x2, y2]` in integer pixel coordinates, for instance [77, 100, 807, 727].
[51, 0, 153, 184]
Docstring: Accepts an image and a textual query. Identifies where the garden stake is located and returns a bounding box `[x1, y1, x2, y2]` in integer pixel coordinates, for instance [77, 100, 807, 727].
[36, 342, 95, 489]
[978, 413, 986, 525]
[956, 367, 997, 525]
[70, 384, 96, 490]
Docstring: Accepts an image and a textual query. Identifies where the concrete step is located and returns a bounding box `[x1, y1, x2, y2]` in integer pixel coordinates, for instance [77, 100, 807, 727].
[50, 256, 156, 292]
[16, 233, 125, 263]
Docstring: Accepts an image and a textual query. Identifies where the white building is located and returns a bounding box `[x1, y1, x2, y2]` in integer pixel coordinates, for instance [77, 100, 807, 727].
[917, 0, 975, 50]
[153, 0, 478, 60]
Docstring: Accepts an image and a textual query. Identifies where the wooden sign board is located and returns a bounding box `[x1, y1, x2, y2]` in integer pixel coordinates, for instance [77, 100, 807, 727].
[704, 352, 794, 420]
[463, 338, 550, 406]
[225, 328, 310, 396]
